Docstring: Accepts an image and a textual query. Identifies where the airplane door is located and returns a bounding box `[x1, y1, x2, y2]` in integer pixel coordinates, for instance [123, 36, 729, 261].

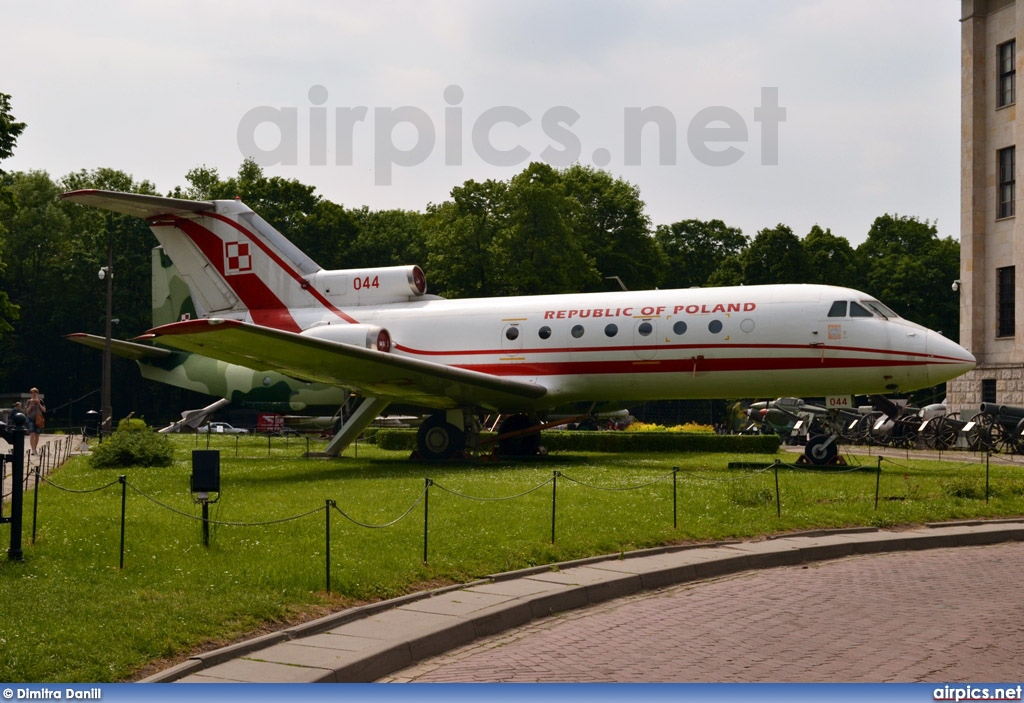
[633, 319, 657, 360]
[501, 322, 524, 355]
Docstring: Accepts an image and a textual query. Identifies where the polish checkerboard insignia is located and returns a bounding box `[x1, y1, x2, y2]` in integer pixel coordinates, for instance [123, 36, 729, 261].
[224, 241, 252, 275]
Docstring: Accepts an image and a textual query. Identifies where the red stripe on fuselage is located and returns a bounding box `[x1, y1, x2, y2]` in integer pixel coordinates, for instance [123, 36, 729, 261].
[393, 341, 955, 365]
[454, 355, 937, 378]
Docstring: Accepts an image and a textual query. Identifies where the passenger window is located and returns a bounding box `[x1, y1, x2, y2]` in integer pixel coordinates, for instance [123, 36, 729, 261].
[673, 321, 687, 335]
[605, 323, 618, 337]
[538, 326, 552, 340]
[827, 301, 847, 317]
[571, 325, 585, 338]
[505, 326, 520, 341]
[849, 302, 873, 317]
[637, 321, 653, 336]
[708, 320, 723, 334]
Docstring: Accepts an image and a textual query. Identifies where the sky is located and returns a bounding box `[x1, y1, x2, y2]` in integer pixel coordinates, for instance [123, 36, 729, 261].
[2, 0, 960, 246]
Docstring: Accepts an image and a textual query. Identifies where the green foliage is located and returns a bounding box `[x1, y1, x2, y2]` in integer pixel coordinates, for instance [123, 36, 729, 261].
[88, 418, 174, 468]
[654, 218, 747, 289]
[855, 214, 960, 339]
[0, 92, 26, 170]
[742, 223, 808, 284]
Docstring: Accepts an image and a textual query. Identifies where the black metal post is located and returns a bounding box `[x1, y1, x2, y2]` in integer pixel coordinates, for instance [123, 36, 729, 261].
[6, 421, 25, 561]
[774, 461, 781, 518]
[201, 501, 210, 547]
[986, 452, 990, 504]
[326, 499, 333, 593]
[672, 467, 678, 529]
[875, 458, 881, 510]
[551, 471, 559, 544]
[423, 478, 431, 563]
[32, 466, 40, 544]
[119, 475, 127, 569]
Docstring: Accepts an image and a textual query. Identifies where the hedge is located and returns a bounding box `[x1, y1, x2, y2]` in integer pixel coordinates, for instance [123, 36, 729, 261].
[374, 429, 781, 455]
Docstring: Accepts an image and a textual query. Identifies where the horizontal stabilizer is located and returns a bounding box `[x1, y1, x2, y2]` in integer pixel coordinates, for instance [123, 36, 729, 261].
[142, 318, 548, 411]
[60, 189, 216, 219]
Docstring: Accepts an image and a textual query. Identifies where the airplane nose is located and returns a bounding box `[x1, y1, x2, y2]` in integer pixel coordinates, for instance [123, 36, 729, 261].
[926, 331, 976, 386]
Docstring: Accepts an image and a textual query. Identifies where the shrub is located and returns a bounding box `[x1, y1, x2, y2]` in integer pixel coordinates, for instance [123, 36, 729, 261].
[375, 428, 780, 454]
[625, 421, 716, 434]
[89, 418, 174, 469]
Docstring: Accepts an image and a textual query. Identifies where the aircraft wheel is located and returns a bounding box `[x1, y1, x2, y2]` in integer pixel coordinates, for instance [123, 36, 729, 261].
[804, 434, 837, 465]
[417, 415, 466, 461]
[497, 414, 541, 456]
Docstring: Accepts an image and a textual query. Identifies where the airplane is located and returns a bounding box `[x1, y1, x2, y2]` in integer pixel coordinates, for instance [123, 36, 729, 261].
[60, 189, 977, 463]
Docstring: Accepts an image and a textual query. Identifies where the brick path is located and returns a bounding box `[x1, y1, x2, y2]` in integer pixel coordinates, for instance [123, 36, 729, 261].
[382, 542, 1024, 682]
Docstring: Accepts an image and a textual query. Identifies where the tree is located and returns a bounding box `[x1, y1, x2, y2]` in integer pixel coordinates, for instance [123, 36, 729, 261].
[741, 224, 808, 285]
[425, 178, 508, 298]
[0, 92, 26, 173]
[560, 165, 663, 291]
[654, 219, 748, 289]
[490, 162, 598, 296]
[855, 214, 960, 338]
[347, 208, 427, 270]
[802, 225, 857, 287]
[0, 92, 27, 339]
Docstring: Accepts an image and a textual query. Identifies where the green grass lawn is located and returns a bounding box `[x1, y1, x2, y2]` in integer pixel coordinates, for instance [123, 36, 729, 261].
[2, 435, 1023, 682]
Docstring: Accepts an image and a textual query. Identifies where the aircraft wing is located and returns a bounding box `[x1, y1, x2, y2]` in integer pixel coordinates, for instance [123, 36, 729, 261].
[65, 333, 175, 361]
[141, 318, 548, 411]
[60, 189, 216, 218]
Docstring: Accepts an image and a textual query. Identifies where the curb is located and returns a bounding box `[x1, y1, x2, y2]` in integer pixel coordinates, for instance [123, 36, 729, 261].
[141, 519, 1024, 684]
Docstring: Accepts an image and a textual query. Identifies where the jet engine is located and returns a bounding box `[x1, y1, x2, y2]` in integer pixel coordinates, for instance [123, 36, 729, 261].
[305, 265, 426, 306]
[300, 323, 392, 352]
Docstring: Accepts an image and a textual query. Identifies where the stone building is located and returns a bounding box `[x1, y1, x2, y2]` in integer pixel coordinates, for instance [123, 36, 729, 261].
[950, 0, 1024, 411]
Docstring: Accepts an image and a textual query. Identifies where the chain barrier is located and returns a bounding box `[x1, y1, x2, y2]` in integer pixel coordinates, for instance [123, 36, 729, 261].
[431, 476, 554, 501]
[559, 470, 675, 491]
[13, 449, 1021, 591]
[330, 488, 426, 529]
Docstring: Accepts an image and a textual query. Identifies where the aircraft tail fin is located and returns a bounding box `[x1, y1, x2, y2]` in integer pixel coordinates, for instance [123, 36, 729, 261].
[62, 190, 324, 331]
[62, 189, 431, 332]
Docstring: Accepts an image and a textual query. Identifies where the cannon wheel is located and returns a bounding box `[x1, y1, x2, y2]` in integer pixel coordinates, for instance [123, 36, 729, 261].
[969, 412, 997, 452]
[921, 416, 943, 449]
[928, 413, 961, 450]
[987, 418, 1017, 454]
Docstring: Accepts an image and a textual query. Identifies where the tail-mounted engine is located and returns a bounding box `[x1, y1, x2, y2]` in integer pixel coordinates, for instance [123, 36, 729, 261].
[305, 265, 426, 306]
[300, 323, 392, 352]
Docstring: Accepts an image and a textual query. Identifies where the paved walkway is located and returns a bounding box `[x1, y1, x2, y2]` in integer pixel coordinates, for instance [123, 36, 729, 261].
[146, 520, 1024, 684]
[383, 540, 1024, 682]
[1, 433, 81, 500]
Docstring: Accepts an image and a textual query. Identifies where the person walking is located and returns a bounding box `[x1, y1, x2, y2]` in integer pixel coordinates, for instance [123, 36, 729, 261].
[24, 387, 45, 455]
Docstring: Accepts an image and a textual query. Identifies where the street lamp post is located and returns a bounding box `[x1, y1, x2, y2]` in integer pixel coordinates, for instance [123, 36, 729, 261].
[100, 236, 113, 438]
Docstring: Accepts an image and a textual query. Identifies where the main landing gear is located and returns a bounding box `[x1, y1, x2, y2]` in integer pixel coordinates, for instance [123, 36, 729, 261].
[414, 411, 545, 461]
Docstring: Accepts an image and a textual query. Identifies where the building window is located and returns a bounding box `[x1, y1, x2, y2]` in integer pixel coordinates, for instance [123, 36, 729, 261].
[998, 147, 1015, 218]
[997, 266, 1015, 337]
[998, 40, 1016, 108]
[982, 378, 997, 404]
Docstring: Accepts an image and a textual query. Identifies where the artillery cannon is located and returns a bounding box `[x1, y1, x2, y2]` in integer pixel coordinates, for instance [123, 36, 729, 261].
[916, 404, 967, 451]
[967, 403, 1024, 454]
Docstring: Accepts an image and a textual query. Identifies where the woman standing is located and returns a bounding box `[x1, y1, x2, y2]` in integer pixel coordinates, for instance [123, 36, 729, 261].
[25, 387, 45, 455]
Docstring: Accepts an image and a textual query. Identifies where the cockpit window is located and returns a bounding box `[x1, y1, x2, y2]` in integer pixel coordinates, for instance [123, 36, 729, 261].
[827, 301, 847, 317]
[862, 300, 898, 319]
[849, 301, 873, 317]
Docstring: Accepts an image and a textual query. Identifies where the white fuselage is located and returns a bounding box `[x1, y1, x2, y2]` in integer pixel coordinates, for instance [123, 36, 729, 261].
[274, 283, 972, 412]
